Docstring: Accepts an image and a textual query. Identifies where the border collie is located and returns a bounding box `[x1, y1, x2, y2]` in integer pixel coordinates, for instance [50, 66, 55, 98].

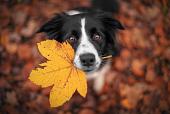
[38, 8, 124, 93]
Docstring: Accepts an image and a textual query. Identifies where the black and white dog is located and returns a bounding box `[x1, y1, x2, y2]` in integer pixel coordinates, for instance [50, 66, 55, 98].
[38, 8, 124, 92]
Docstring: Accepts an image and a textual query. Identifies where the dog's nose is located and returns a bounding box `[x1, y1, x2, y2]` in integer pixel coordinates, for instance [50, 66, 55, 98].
[80, 53, 95, 66]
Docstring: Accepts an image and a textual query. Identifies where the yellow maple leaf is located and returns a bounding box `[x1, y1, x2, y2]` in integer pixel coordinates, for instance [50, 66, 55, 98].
[29, 40, 87, 107]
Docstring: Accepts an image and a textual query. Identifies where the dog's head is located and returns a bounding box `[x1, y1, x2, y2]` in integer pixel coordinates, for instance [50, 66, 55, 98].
[38, 9, 124, 72]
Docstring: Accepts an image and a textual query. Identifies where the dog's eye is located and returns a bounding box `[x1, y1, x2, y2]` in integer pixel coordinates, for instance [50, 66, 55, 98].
[92, 34, 102, 41]
[68, 36, 77, 43]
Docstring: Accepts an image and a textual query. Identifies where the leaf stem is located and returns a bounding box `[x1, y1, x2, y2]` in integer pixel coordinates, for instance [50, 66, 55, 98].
[102, 55, 112, 59]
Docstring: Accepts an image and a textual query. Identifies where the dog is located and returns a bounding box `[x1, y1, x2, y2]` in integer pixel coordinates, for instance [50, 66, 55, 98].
[38, 8, 124, 93]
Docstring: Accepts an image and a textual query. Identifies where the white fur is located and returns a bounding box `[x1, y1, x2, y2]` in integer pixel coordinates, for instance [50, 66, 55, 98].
[66, 10, 83, 16]
[72, 17, 107, 93]
[88, 63, 111, 93]
[73, 18, 101, 70]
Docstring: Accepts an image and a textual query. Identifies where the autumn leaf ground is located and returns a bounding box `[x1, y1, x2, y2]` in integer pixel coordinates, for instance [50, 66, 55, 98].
[0, 0, 170, 114]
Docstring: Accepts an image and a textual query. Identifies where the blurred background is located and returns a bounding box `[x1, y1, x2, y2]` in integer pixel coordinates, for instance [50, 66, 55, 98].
[0, 0, 170, 114]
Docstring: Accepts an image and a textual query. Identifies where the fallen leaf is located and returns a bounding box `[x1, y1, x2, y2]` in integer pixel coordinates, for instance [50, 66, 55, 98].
[121, 98, 134, 109]
[23, 80, 40, 91]
[79, 108, 96, 114]
[17, 44, 32, 60]
[120, 83, 149, 109]
[29, 40, 87, 107]
[6, 91, 18, 105]
[20, 20, 38, 37]
[131, 58, 146, 77]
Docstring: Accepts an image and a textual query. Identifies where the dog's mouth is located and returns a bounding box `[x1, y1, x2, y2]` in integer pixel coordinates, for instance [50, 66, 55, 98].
[84, 69, 93, 72]
[83, 67, 96, 72]
[75, 62, 100, 73]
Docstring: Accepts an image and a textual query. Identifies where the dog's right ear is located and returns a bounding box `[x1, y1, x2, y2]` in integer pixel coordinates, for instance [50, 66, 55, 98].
[37, 13, 66, 42]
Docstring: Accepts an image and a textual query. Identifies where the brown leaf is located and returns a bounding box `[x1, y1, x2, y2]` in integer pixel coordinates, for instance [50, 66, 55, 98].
[120, 83, 149, 109]
[121, 98, 134, 109]
[23, 80, 40, 91]
[17, 44, 32, 60]
[22, 62, 34, 80]
[145, 65, 156, 82]
[0, 78, 10, 88]
[79, 108, 96, 114]
[6, 91, 18, 105]
[131, 59, 146, 77]
[20, 20, 38, 37]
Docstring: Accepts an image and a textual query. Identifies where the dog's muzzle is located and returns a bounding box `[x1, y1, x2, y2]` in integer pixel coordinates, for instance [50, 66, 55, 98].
[80, 53, 95, 67]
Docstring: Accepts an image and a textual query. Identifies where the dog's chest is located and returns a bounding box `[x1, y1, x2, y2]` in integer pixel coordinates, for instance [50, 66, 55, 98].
[86, 63, 111, 93]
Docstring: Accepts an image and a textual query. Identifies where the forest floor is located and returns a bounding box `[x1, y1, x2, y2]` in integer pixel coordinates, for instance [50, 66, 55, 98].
[0, 0, 170, 114]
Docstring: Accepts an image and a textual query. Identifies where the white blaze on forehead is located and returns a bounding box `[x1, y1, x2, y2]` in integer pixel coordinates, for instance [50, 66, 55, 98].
[66, 10, 83, 16]
[73, 18, 101, 70]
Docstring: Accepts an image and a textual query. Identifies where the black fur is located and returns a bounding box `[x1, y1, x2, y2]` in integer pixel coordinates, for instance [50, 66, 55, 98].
[37, 13, 66, 42]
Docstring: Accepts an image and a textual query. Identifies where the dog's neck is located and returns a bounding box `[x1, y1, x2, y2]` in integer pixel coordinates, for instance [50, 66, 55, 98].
[86, 62, 111, 93]
[86, 62, 111, 80]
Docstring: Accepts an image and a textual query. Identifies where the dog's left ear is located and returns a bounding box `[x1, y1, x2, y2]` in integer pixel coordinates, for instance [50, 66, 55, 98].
[109, 18, 124, 30]
[96, 12, 124, 30]
[37, 13, 66, 42]
[102, 16, 125, 30]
